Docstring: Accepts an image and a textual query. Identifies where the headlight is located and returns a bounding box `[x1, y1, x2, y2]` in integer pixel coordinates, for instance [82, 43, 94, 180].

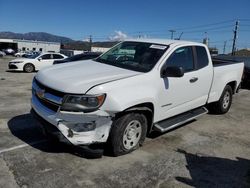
[61, 94, 106, 112]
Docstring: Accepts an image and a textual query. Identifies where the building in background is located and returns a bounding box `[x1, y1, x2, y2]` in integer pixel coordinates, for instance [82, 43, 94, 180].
[60, 49, 86, 57]
[91, 46, 110, 53]
[0, 38, 60, 53]
[209, 47, 219, 56]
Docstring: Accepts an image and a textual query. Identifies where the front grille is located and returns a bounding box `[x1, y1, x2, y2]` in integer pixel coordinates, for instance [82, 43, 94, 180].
[34, 79, 64, 112]
[9, 64, 18, 69]
[37, 96, 59, 112]
[34, 78, 66, 97]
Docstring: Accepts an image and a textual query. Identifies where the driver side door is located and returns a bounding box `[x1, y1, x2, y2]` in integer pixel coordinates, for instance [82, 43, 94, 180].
[157, 46, 204, 121]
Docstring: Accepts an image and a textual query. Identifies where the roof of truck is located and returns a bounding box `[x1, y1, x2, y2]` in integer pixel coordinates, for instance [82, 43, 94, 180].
[124, 38, 205, 46]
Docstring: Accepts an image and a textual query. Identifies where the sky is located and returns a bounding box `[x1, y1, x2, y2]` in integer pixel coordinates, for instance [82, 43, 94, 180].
[0, 0, 250, 53]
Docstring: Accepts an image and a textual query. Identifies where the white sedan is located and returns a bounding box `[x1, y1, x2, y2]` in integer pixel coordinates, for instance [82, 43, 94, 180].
[14, 51, 26, 57]
[8, 53, 67, 72]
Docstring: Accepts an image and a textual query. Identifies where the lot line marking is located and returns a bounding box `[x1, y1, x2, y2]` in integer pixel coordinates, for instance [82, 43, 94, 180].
[0, 139, 47, 154]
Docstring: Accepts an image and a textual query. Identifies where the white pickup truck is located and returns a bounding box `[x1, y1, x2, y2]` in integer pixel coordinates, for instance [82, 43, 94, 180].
[31, 39, 244, 156]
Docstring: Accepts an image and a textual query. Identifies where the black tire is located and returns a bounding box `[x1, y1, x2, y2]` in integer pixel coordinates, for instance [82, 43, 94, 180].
[208, 85, 233, 114]
[109, 113, 147, 156]
[23, 63, 35, 73]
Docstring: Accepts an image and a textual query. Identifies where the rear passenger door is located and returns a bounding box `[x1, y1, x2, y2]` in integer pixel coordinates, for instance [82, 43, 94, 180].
[158, 45, 213, 120]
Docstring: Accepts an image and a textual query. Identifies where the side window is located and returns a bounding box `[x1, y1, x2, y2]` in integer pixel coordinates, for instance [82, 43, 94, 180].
[166, 46, 194, 72]
[53, 54, 64, 59]
[196, 46, 209, 69]
[40, 54, 52, 60]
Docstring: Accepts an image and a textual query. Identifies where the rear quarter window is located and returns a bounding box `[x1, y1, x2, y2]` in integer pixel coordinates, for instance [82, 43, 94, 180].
[53, 54, 64, 59]
[196, 46, 209, 69]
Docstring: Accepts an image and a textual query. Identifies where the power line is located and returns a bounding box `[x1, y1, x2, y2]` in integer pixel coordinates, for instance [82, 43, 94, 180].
[172, 19, 235, 31]
[115, 20, 237, 37]
[80, 20, 244, 41]
[182, 25, 234, 34]
[239, 19, 250, 21]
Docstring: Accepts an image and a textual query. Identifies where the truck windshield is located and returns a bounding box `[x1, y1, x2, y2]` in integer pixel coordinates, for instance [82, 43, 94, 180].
[95, 41, 168, 72]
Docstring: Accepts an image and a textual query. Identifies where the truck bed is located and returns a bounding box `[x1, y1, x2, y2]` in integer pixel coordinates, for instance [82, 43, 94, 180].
[212, 57, 242, 66]
[208, 58, 244, 103]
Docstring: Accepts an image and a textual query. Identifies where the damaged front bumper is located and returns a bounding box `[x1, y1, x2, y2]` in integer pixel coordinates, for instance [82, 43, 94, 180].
[31, 94, 113, 146]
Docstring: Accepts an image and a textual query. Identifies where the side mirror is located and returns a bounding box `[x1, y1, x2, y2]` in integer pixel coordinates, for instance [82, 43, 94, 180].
[161, 66, 184, 78]
[38, 57, 42, 61]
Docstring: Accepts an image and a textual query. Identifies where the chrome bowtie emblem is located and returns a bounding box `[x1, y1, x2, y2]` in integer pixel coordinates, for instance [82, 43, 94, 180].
[36, 88, 45, 99]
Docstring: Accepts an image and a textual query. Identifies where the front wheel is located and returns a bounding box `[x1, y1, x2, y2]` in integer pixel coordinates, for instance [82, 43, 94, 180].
[109, 113, 147, 156]
[23, 63, 35, 73]
[208, 85, 233, 114]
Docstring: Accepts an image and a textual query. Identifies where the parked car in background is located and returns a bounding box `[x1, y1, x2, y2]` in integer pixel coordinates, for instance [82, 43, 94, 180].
[22, 51, 41, 58]
[31, 39, 244, 156]
[53, 52, 102, 65]
[0, 50, 6, 57]
[14, 51, 26, 57]
[4, 48, 15, 55]
[8, 52, 67, 72]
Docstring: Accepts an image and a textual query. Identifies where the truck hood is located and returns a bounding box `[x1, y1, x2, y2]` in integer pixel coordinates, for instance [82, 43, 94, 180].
[35, 60, 141, 94]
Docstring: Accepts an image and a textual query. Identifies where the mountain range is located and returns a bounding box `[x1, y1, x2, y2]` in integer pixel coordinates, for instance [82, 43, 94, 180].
[0, 31, 74, 43]
[0, 31, 118, 50]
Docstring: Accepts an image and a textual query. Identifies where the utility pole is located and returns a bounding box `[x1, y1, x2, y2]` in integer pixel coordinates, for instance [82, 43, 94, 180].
[231, 20, 239, 56]
[169, 30, 176, 39]
[89, 35, 92, 52]
[223, 41, 227, 54]
[203, 32, 209, 47]
[138, 32, 142, 39]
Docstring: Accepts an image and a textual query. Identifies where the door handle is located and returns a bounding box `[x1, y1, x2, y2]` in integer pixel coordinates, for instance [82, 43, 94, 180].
[189, 77, 198, 83]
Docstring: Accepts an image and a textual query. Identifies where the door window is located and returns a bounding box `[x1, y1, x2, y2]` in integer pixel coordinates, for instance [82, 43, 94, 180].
[166, 46, 194, 72]
[40, 54, 52, 60]
[52, 54, 64, 59]
[196, 46, 209, 69]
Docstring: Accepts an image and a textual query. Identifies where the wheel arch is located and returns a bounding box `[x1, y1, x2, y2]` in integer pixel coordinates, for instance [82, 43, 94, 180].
[226, 81, 237, 94]
[114, 102, 155, 135]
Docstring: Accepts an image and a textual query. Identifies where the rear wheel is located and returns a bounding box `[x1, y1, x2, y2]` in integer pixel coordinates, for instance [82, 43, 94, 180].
[208, 85, 233, 114]
[109, 113, 147, 156]
[23, 63, 35, 73]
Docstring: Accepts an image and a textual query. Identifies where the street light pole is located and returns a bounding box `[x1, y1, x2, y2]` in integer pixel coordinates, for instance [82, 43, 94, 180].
[169, 30, 176, 39]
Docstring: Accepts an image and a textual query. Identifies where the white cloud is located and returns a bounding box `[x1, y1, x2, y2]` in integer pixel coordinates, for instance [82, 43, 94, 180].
[109, 31, 128, 41]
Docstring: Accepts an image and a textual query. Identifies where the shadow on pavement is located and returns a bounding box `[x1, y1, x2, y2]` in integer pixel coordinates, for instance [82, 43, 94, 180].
[8, 113, 105, 159]
[175, 149, 250, 188]
[241, 82, 250, 90]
